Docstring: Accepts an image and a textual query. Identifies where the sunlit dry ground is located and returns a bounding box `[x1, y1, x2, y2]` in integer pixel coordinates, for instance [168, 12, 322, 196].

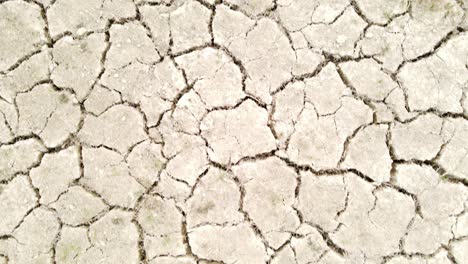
[0, 0, 468, 263]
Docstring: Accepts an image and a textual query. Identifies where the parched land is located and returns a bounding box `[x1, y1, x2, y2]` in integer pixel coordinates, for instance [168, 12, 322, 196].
[0, 0, 467, 263]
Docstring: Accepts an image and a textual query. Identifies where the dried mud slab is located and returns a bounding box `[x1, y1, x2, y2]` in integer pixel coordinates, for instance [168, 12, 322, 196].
[0, 0, 467, 263]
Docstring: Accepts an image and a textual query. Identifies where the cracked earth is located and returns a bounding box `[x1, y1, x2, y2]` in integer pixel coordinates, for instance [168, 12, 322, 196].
[0, 0, 468, 263]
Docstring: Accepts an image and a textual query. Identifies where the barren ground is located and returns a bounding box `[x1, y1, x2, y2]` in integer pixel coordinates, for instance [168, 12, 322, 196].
[0, 0, 468, 263]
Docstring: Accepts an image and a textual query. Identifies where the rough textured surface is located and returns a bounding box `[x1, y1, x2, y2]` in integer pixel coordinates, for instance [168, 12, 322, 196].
[0, 0, 467, 263]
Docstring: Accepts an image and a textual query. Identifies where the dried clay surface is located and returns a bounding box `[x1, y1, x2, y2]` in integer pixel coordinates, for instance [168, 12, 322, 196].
[0, 0, 468, 263]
